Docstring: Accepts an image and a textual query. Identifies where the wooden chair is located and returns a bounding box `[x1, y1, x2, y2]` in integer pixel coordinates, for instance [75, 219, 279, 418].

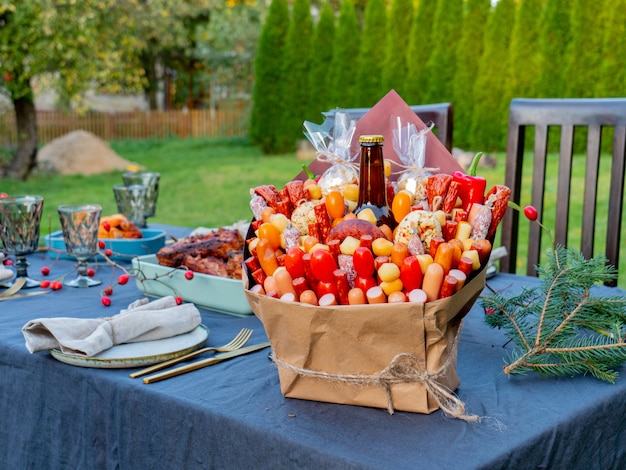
[323, 103, 454, 151]
[500, 98, 626, 287]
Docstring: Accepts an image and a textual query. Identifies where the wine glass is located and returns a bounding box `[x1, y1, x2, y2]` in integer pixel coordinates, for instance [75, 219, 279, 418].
[0, 195, 45, 288]
[57, 204, 102, 288]
[121, 170, 160, 224]
[113, 184, 148, 228]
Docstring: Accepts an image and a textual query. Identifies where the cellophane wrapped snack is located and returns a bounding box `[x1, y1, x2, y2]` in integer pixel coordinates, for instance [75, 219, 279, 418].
[391, 115, 436, 210]
[303, 111, 358, 196]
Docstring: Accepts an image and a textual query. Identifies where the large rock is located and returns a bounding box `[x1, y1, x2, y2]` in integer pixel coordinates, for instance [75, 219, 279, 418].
[37, 130, 139, 175]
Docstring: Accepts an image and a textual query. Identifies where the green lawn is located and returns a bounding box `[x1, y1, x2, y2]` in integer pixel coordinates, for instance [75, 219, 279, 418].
[1, 136, 623, 286]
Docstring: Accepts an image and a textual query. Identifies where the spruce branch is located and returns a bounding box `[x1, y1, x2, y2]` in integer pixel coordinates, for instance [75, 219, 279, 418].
[482, 246, 626, 383]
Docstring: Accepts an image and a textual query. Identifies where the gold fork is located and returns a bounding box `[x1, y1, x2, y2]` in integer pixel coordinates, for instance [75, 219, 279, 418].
[129, 328, 253, 378]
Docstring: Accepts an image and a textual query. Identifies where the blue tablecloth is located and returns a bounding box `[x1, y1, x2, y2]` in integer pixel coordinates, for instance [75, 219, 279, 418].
[1, 226, 625, 469]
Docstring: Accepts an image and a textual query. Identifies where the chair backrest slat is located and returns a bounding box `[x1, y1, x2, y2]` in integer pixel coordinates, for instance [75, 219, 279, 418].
[502, 98, 626, 287]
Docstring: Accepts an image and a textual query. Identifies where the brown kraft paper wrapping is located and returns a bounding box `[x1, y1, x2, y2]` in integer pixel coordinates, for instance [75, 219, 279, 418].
[245, 265, 486, 416]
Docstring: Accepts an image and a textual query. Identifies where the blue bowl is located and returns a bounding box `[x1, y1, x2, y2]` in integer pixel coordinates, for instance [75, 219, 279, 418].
[45, 229, 167, 261]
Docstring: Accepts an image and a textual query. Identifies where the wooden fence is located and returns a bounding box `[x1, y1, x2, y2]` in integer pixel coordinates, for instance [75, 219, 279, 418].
[0, 105, 250, 146]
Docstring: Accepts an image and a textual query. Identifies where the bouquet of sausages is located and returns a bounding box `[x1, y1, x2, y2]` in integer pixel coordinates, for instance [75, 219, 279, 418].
[245, 169, 511, 307]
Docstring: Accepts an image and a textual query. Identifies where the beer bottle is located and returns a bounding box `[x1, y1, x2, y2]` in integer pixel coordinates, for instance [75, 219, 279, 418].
[354, 135, 397, 229]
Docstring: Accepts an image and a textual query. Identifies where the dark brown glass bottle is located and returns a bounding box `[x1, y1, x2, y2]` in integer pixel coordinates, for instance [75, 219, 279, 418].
[355, 135, 397, 229]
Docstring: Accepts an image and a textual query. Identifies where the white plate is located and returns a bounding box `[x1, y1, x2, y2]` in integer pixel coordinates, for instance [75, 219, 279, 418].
[49, 325, 209, 369]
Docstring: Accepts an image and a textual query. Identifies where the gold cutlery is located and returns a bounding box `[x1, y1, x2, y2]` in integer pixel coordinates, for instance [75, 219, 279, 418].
[142, 341, 271, 384]
[0, 278, 27, 298]
[130, 328, 253, 379]
[0, 290, 50, 301]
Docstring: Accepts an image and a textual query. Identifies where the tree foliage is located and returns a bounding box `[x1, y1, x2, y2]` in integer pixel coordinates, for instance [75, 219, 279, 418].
[452, 0, 490, 150]
[469, 0, 515, 151]
[483, 246, 626, 383]
[249, 0, 289, 153]
[403, 0, 438, 105]
[329, 0, 360, 109]
[353, 0, 387, 107]
[423, 0, 463, 105]
[381, 0, 413, 97]
[535, 0, 571, 98]
[308, 2, 336, 121]
[564, 0, 605, 98]
[595, 0, 626, 97]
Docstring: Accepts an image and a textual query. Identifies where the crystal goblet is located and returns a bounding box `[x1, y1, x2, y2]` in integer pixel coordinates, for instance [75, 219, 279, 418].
[0, 195, 45, 288]
[58, 204, 102, 288]
[121, 171, 160, 223]
[113, 184, 148, 228]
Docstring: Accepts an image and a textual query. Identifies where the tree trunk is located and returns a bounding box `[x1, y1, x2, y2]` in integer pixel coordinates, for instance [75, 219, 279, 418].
[6, 86, 38, 180]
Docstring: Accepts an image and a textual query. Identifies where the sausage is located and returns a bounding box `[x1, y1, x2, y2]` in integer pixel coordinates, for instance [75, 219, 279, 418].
[251, 268, 267, 287]
[407, 235, 425, 256]
[457, 257, 474, 276]
[428, 236, 445, 259]
[442, 181, 461, 214]
[484, 185, 512, 239]
[366, 285, 387, 304]
[316, 280, 337, 299]
[407, 288, 428, 303]
[256, 238, 279, 276]
[318, 293, 337, 306]
[433, 242, 454, 275]
[282, 225, 301, 250]
[314, 202, 332, 242]
[427, 174, 453, 212]
[326, 219, 385, 243]
[387, 291, 407, 303]
[348, 287, 366, 305]
[292, 276, 310, 297]
[444, 220, 458, 241]
[299, 289, 318, 305]
[249, 283, 265, 295]
[390, 242, 409, 267]
[448, 269, 466, 291]
[244, 256, 260, 273]
[274, 268, 296, 297]
[469, 204, 492, 240]
[422, 263, 444, 302]
[338, 254, 357, 288]
[439, 275, 458, 298]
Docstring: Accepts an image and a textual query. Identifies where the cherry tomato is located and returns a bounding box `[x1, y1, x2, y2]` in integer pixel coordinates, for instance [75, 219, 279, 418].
[309, 249, 338, 283]
[352, 246, 375, 278]
[392, 191, 412, 223]
[284, 247, 305, 279]
[325, 191, 346, 220]
[523, 205, 538, 221]
[257, 222, 281, 250]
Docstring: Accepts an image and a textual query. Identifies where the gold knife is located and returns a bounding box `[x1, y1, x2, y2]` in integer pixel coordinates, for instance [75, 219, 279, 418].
[142, 341, 271, 384]
[0, 290, 50, 301]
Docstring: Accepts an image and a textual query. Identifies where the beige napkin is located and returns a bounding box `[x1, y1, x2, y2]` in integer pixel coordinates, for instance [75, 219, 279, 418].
[22, 296, 201, 357]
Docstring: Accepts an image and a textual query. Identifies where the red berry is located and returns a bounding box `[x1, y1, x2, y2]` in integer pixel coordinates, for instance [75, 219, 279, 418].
[40, 266, 50, 276]
[98, 240, 106, 249]
[105, 249, 113, 257]
[40, 280, 51, 288]
[101, 296, 112, 307]
[523, 205, 538, 221]
[103, 285, 113, 295]
[102, 221, 111, 231]
[184, 270, 194, 280]
[4, 259, 13, 266]
[175, 296, 183, 305]
[117, 273, 130, 285]
[50, 281, 63, 290]
[87, 268, 95, 277]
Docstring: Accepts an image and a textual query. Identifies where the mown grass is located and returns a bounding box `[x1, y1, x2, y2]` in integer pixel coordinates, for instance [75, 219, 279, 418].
[1, 136, 623, 286]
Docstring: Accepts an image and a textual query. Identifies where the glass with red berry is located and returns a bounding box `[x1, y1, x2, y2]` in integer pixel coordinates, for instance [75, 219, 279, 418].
[58, 204, 103, 288]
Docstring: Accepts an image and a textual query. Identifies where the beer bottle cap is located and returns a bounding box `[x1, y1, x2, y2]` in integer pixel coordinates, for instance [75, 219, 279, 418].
[359, 135, 384, 143]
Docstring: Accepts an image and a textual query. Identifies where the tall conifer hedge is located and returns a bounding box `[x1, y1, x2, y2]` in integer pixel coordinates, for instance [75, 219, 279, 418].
[381, 0, 413, 98]
[329, 0, 360, 109]
[308, 3, 335, 121]
[249, 0, 289, 153]
[354, 0, 387, 107]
